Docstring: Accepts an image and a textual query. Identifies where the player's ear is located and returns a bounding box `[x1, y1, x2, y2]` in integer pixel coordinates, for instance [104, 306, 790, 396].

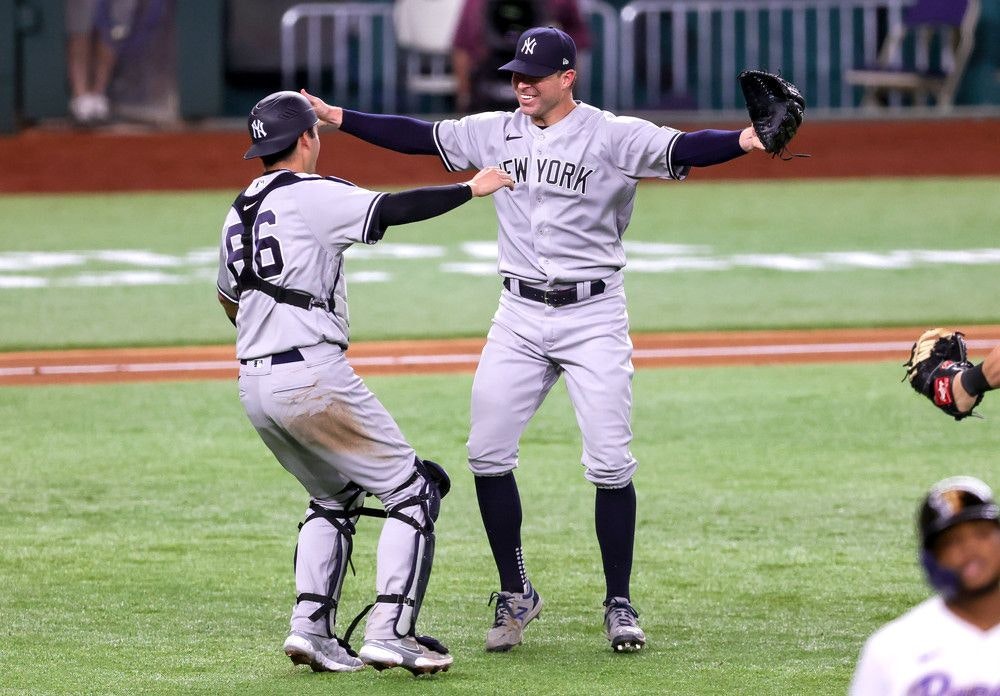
[299, 126, 317, 150]
[561, 69, 577, 91]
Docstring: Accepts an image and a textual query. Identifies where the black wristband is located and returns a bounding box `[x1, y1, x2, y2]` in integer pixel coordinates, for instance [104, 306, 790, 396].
[960, 362, 993, 396]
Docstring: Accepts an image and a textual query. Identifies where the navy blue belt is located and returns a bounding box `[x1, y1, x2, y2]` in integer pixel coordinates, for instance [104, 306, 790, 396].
[240, 348, 304, 365]
[503, 278, 606, 307]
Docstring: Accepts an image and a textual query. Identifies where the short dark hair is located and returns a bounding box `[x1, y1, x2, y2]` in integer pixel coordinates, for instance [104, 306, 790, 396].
[260, 126, 317, 168]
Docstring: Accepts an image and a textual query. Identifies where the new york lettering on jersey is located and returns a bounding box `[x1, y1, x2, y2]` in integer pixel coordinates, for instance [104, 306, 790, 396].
[497, 156, 595, 193]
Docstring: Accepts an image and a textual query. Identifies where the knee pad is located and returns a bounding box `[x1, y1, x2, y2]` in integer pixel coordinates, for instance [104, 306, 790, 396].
[292, 491, 363, 637]
[418, 457, 451, 501]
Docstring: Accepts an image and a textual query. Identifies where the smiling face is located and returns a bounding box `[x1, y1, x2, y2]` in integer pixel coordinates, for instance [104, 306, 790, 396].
[932, 519, 1000, 596]
[510, 70, 577, 126]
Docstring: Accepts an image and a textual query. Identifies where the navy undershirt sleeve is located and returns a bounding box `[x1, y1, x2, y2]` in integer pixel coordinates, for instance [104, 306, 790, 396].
[370, 184, 472, 240]
[672, 129, 747, 167]
[340, 110, 437, 155]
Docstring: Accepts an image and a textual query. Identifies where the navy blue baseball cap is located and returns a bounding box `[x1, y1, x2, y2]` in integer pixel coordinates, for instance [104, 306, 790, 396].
[499, 26, 577, 77]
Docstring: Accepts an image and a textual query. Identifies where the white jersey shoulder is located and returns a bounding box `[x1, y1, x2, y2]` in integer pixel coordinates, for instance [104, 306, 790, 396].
[850, 595, 1000, 696]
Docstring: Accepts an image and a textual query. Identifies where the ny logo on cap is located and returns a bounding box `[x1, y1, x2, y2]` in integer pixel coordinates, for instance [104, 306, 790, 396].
[251, 119, 267, 140]
[521, 37, 537, 55]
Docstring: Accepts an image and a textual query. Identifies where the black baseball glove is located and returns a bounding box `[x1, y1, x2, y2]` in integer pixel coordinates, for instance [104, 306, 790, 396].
[738, 70, 806, 159]
[903, 328, 982, 420]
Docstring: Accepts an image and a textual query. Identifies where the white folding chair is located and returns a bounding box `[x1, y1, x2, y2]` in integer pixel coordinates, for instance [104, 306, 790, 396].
[393, 0, 465, 110]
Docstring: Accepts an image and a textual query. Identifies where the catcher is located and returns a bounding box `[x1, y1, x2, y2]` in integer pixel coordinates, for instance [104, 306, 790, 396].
[904, 329, 999, 419]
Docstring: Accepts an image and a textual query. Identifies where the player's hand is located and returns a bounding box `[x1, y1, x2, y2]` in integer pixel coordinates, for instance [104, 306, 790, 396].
[300, 89, 342, 128]
[739, 126, 765, 152]
[467, 167, 515, 197]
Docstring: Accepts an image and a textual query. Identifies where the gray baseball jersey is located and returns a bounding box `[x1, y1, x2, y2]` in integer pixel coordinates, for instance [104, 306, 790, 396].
[432, 102, 689, 285]
[216, 170, 385, 360]
[432, 102, 687, 486]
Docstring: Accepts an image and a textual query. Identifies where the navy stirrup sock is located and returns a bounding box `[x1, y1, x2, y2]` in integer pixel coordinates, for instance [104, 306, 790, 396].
[475, 473, 527, 593]
[595, 482, 636, 601]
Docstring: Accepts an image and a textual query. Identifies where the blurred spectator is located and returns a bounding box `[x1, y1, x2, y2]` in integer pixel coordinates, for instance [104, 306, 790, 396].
[451, 0, 590, 112]
[65, 0, 118, 124]
[65, 0, 174, 126]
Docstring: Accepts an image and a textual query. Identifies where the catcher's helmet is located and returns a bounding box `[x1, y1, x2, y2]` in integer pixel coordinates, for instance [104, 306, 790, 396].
[243, 91, 319, 160]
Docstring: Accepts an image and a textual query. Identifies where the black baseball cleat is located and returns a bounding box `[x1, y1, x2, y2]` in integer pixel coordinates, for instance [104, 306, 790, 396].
[603, 597, 646, 653]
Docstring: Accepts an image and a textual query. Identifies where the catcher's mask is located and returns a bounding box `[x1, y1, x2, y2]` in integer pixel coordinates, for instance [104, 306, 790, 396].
[917, 476, 1000, 598]
[244, 91, 319, 160]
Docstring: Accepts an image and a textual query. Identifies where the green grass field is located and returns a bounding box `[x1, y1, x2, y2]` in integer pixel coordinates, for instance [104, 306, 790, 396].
[0, 178, 997, 349]
[3, 364, 998, 695]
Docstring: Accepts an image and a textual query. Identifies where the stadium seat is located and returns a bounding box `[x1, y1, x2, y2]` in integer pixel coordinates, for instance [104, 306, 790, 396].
[844, 0, 980, 110]
[393, 0, 465, 110]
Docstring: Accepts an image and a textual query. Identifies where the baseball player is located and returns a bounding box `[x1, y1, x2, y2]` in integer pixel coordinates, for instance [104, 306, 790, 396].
[304, 25, 770, 653]
[850, 476, 1000, 695]
[216, 90, 513, 675]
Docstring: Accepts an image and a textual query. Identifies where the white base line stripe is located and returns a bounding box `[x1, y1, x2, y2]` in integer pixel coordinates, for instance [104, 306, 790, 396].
[0, 340, 994, 379]
[351, 353, 482, 366]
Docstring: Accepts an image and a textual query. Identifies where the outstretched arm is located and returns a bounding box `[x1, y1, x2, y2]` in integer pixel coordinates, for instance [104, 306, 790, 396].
[672, 127, 764, 167]
[301, 89, 437, 155]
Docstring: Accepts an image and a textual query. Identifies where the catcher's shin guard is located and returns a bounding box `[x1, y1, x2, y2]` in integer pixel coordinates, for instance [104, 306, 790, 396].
[368, 459, 448, 639]
[291, 492, 363, 638]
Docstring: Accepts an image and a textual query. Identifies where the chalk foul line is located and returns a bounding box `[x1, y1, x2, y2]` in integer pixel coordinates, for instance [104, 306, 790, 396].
[2, 338, 995, 383]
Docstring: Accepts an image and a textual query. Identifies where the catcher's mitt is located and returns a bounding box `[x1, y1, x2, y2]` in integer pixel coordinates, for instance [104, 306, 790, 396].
[903, 328, 982, 420]
[738, 70, 806, 160]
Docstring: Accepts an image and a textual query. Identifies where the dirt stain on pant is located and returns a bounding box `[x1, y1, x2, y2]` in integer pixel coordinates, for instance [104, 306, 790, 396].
[285, 389, 378, 458]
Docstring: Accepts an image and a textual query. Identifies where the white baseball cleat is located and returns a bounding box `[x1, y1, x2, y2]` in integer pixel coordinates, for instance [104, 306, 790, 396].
[282, 631, 365, 672]
[359, 636, 453, 676]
